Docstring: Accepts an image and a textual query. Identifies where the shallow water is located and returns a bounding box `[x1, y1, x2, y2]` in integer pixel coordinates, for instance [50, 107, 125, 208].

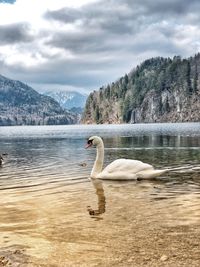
[0, 123, 200, 266]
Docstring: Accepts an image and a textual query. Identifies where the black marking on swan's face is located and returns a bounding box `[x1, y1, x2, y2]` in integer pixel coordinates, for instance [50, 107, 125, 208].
[87, 139, 93, 145]
[85, 138, 94, 149]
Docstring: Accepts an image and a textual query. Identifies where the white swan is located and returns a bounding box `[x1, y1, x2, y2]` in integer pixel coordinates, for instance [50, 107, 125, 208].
[86, 136, 168, 180]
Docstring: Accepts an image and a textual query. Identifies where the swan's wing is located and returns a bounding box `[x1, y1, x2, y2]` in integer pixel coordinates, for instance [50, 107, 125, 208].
[103, 159, 153, 174]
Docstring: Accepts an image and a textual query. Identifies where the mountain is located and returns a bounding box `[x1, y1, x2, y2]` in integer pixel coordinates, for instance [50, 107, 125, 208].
[82, 54, 200, 124]
[43, 91, 87, 111]
[0, 74, 78, 126]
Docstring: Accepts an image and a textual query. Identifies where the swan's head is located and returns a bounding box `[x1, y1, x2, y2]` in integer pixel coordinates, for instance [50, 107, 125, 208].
[85, 136, 103, 149]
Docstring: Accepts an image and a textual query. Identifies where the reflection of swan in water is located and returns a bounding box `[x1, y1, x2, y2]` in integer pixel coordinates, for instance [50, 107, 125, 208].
[86, 136, 168, 180]
[87, 178, 106, 217]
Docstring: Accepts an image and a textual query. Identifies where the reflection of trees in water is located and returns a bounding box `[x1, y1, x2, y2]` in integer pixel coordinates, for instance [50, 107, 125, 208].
[107, 135, 200, 167]
[87, 178, 106, 218]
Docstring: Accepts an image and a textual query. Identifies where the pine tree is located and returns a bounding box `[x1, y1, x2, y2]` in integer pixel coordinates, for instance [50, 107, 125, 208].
[186, 61, 192, 95]
[193, 63, 198, 93]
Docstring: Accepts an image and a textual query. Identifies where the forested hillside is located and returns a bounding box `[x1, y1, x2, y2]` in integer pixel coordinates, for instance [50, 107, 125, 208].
[0, 75, 78, 126]
[82, 54, 200, 124]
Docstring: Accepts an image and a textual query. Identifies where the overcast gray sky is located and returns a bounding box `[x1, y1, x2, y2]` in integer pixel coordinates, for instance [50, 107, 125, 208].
[0, 0, 200, 94]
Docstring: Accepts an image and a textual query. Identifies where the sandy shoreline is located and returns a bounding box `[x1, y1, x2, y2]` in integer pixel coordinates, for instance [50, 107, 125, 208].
[0, 179, 200, 266]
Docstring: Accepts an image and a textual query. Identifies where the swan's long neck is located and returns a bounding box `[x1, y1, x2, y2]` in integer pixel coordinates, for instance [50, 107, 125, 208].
[91, 140, 104, 178]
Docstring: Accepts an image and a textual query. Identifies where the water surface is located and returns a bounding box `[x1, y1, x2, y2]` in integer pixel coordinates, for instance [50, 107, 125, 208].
[0, 123, 200, 266]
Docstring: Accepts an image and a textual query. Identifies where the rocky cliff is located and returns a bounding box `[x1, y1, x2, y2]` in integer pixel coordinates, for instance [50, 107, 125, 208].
[0, 74, 78, 126]
[82, 54, 200, 124]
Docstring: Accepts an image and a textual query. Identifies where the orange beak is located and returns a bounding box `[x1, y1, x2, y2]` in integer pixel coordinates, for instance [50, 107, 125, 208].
[85, 143, 92, 149]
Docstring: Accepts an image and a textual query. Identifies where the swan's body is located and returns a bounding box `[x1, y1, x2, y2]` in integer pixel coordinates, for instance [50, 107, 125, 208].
[86, 136, 167, 180]
[96, 158, 167, 180]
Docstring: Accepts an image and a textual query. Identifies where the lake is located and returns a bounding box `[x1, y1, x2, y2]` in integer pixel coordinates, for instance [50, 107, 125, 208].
[0, 123, 200, 266]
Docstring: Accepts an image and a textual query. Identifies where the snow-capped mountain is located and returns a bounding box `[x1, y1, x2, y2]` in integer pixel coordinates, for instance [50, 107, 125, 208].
[43, 91, 87, 111]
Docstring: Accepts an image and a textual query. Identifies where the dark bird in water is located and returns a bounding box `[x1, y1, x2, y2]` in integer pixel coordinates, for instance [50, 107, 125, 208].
[0, 153, 8, 166]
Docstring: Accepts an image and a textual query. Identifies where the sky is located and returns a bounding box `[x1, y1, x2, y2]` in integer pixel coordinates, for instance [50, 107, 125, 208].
[0, 0, 200, 94]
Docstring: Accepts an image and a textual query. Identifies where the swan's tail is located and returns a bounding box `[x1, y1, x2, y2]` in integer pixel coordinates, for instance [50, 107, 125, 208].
[165, 165, 199, 172]
[137, 165, 200, 180]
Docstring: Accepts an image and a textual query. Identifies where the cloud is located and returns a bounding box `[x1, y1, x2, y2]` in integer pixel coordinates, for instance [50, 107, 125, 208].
[123, 0, 200, 16]
[0, 0, 16, 4]
[44, 7, 82, 24]
[44, 2, 139, 35]
[44, 0, 200, 58]
[1, 0, 200, 93]
[0, 23, 33, 45]
[43, 0, 197, 64]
